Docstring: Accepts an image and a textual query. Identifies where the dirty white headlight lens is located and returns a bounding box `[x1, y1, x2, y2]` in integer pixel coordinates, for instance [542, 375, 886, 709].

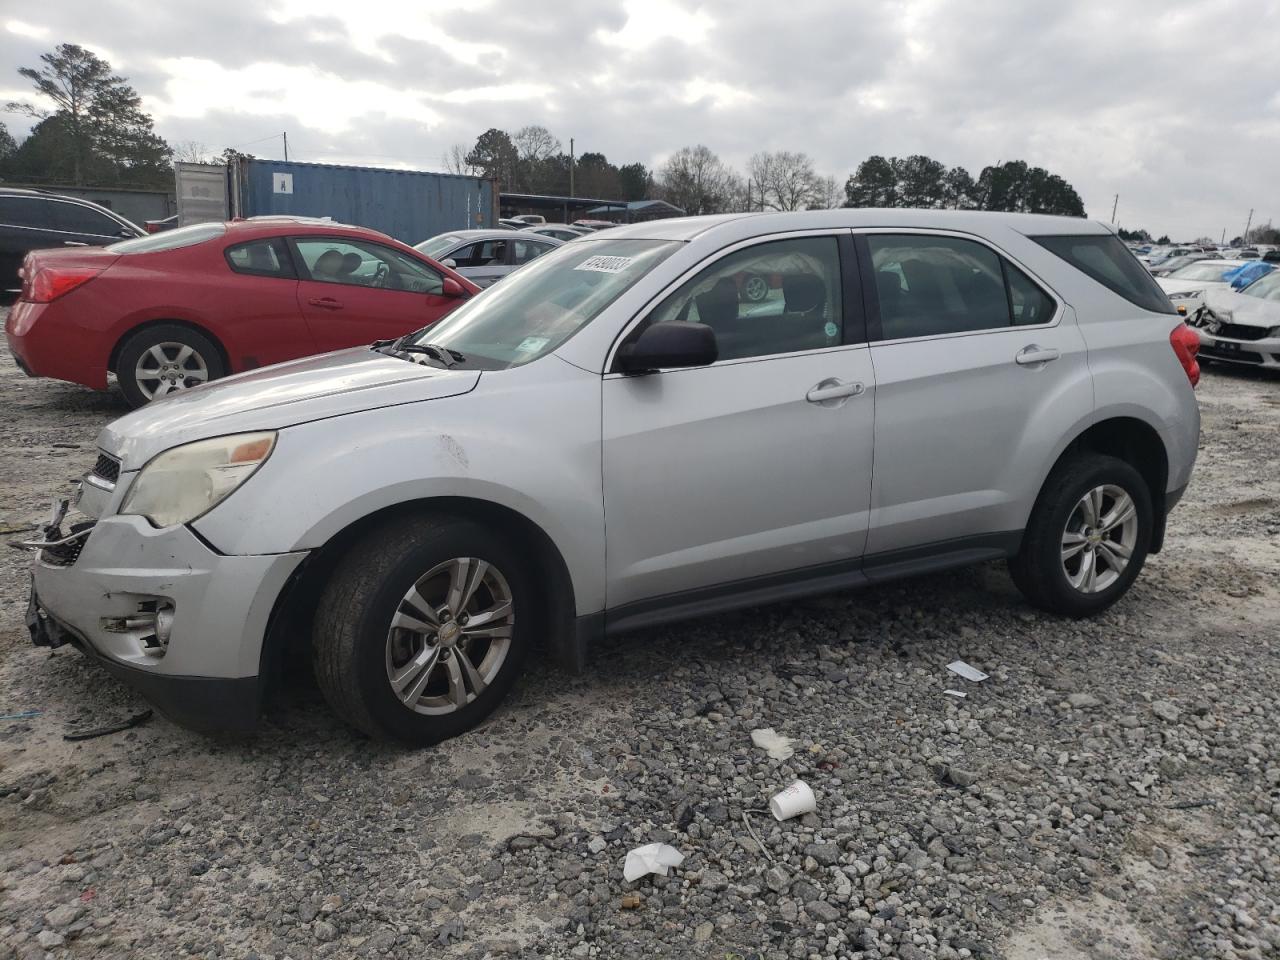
[120, 432, 277, 528]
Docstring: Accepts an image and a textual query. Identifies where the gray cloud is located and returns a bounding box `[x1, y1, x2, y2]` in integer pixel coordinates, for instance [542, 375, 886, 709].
[1, 0, 1277, 239]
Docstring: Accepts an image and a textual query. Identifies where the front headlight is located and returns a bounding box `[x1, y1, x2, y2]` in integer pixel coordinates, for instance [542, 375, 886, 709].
[1166, 290, 1202, 300]
[120, 432, 277, 528]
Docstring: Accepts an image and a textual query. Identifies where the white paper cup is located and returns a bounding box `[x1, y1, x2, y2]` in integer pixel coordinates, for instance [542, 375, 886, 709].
[769, 780, 816, 821]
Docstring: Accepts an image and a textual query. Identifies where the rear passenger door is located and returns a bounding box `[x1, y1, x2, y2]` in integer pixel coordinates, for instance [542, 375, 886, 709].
[859, 230, 1092, 558]
[221, 236, 315, 367]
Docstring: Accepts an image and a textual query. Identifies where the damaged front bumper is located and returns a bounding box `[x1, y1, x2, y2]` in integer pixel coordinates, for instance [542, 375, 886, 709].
[19, 499, 308, 733]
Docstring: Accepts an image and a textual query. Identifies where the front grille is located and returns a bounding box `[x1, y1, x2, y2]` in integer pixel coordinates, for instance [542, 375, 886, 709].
[1212, 323, 1270, 342]
[40, 521, 95, 567]
[92, 452, 121, 484]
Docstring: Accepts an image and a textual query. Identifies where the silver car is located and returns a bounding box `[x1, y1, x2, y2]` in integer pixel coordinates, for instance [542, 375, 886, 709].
[415, 229, 563, 287]
[23, 211, 1201, 745]
[1188, 269, 1280, 368]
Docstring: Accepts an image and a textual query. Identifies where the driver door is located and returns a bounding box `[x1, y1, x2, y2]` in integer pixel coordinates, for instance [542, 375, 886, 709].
[290, 236, 458, 351]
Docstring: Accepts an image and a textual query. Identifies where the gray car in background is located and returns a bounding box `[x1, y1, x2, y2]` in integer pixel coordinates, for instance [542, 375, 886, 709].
[24, 210, 1200, 746]
[415, 229, 563, 286]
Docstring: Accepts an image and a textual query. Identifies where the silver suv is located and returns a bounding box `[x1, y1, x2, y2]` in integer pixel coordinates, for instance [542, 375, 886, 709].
[23, 211, 1202, 745]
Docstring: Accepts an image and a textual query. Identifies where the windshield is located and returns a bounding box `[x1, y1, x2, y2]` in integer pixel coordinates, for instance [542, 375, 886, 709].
[1241, 272, 1280, 301]
[405, 238, 680, 369]
[1169, 262, 1232, 281]
[415, 234, 462, 259]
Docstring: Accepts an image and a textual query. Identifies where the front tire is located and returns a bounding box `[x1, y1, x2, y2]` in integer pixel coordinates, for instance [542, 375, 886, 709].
[313, 514, 531, 745]
[1009, 454, 1153, 617]
[116, 324, 225, 407]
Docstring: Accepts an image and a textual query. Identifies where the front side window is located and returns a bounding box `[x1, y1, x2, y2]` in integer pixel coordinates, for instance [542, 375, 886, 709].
[52, 202, 126, 237]
[643, 236, 844, 361]
[225, 238, 293, 278]
[407, 238, 679, 369]
[449, 239, 507, 268]
[869, 234, 1020, 339]
[293, 237, 442, 294]
[1033, 234, 1175, 314]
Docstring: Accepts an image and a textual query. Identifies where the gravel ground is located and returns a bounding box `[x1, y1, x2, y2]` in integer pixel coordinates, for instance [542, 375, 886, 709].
[1, 331, 1278, 960]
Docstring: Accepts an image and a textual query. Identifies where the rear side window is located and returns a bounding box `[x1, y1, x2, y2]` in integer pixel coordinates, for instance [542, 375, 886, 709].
[226, 238, 294, 278]
[1033, 234, 1175, 315]
[110, 222, 227, 254]
[868, 234, 1055, 339]
[0, 196, 53, 229]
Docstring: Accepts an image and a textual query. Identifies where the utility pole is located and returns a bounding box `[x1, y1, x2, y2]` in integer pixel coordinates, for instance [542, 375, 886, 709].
[1243, 208, 1254, 244]
[283, 132, 289, 162]
[569, 138, 575, 199]
[1110, 194, 1118, 223]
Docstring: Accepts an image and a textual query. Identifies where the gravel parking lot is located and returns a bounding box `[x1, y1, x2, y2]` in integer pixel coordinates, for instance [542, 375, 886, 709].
[0, 333, 1277, 960]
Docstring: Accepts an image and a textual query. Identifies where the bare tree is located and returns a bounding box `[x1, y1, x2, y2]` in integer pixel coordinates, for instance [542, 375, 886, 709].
[512, 125, 561, 164]
[172, 140, 211, 163]
[749, 150, 821, 211]
[809, 175, 839, 210]
[658, 145, 739, 215]
[444, 143, 481, 176]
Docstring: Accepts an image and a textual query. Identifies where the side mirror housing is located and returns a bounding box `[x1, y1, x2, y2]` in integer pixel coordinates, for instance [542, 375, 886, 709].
[617, 320, 717, 373]
[442, 258, 458, 269]
[441, 277, 466, 298]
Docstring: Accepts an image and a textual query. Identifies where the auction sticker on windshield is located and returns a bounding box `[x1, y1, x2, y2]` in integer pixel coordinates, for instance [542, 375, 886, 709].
[574, 255, 635, 274]
[515, 336, 551, 354]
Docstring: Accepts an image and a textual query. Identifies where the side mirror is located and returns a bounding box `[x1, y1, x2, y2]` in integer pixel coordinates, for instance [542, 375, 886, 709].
[617, 320, 717, 373]
[441, 277, 466, 298]
[442, 258, 457, 269]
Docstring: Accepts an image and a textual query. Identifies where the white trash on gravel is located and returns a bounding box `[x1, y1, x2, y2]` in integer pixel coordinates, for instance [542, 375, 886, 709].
[622, 843, 685, 882]
[750, 727, 796, 760]
[769, 779, 817, 821]
[947, 659, 989, 682]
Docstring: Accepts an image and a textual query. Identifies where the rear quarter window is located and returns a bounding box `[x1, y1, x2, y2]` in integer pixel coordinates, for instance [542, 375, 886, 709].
[1033, 234, 1175, 315]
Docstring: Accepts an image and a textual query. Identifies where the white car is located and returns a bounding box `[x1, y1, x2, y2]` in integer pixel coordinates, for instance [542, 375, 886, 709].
[1189, 270, 1280, 369]
[1157, 259, 1250, 315]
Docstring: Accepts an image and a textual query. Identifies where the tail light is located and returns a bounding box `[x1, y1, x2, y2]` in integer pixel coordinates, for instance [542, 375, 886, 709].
[1169, 323, 1200, 388]
[22, 265, 105, 303]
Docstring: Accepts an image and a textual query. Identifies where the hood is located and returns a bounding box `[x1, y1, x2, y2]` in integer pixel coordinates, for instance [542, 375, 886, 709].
[100, 347, 480, 468]
[1156, 277, 1229, 295]
[1200, 288, 1280, 329]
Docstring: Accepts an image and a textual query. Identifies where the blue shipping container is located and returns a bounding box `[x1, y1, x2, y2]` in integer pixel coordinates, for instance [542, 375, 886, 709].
[232, 159, 496, 243]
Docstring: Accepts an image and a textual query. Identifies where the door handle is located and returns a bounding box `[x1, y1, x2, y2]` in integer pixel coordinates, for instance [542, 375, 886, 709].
[308, 297, 344, 309]
[1015, 345, 1060, 366]
[806, 378, 865, 404]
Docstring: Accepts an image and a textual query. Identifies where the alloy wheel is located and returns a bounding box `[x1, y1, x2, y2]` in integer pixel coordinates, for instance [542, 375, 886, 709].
[1060, 484, 1138, 594]
[133, 342, 210, 399]
[384, 557, 514, 715]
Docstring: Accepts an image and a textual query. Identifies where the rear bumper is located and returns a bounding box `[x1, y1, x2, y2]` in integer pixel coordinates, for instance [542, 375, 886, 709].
[5, 299, 110, 389]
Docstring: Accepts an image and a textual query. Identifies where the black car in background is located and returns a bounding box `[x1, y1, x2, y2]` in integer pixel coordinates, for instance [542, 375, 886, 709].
[0, 187, 145, 298]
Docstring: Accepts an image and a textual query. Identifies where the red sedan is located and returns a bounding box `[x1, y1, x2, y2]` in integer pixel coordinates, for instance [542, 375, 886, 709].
[5, 218, 480, 406]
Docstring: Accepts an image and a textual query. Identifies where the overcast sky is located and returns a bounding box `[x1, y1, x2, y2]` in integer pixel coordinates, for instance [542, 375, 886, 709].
[2, 0, 1277, 240]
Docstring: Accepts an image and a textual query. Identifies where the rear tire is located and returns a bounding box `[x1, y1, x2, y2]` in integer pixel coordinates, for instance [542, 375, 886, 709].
[116, 324, 225, 408]
[1009, 454, 1153, 617]
[312, 513, 532, 745]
